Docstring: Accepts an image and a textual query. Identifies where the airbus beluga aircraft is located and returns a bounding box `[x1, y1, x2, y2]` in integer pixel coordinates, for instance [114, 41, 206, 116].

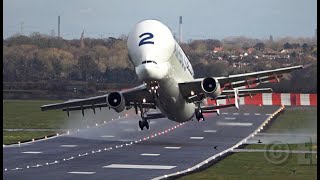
[41, 19, 303, 130]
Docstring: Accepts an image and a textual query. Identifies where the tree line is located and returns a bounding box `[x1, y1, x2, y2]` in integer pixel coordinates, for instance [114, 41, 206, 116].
[3, 33, 317, 93]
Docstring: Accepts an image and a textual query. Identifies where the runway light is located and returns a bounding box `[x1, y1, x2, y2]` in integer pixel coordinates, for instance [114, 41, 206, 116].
[104, 121, 106, 123]
[118, 116, 120, 119]
[56, 133, 59, 136]
[63, 159, 66, 161]
[67, 131, 70, 135]
[126, 114, 128, 117]
[27, 166, 29, 168]
[143, 98, 146, 103]
[205, 161, 208, 163]
[32, 139, 35, 142]
[46, 163, 49, 165]
[5, 168, 7, 171]
[112, 118, 114, 121]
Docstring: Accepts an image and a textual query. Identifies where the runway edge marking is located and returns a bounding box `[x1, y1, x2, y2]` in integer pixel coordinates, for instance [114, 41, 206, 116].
[151, 106, 285, 180]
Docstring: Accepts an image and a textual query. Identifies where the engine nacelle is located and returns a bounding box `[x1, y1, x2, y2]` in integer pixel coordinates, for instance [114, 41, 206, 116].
[201, 77, 222, 98]
[106, 92, 125, 112]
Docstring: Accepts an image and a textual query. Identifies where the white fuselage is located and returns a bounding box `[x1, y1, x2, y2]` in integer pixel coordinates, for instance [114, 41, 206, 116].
[127, 20, 195, 122]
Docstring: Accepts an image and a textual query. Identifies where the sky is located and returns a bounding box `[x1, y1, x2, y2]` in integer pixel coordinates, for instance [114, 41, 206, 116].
[3, 0, 317, 41]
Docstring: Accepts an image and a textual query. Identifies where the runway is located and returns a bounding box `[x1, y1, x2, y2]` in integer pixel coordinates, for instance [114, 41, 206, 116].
[3, 105, 279, 180]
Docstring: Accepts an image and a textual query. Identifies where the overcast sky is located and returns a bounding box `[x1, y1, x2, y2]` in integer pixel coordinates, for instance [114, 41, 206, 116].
[3, 0, 317, 41]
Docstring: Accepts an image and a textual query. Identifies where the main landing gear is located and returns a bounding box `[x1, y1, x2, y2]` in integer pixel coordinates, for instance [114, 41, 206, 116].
[139, 107, 150, 130]
[139, 119, 149, 130]
[195, 109, 205, 121]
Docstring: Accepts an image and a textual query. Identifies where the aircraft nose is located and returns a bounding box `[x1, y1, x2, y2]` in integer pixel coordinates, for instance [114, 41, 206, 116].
[135, 61, 168, 81]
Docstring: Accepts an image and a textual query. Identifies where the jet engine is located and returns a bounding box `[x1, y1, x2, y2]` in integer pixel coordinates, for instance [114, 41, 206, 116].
[106, 92, 125, 112]
[201, 77, 221, 98]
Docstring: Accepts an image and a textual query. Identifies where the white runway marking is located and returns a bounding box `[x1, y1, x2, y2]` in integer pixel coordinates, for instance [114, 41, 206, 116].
[217, 122, 253, 126]
[100, 135, 115, 138]
[21, 151, 42, 154]
[68, 172, 96, 175]
[222, 112, 229, 115]
[244, 113, 250, 115]
[266, 114, 272, 115]
[190, 137, 204, 140]
[141, 153, 160, 156]
[164, 147, 181, 149]
[123, 128, 136, 132]
[103, 164, 176, 170]
[204, 130, 217, 133]
[60, 145, 78, 147]
[254, 113, 261, 115]
[233, 113, 239, 115]
[225, 117, 236, 120]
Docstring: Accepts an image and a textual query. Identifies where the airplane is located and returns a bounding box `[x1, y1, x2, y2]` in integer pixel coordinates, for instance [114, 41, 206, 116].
[41, 19, 303, 130]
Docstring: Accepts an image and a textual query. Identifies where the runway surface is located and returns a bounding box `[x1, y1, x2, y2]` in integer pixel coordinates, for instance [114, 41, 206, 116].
[3, 105, 279, 180]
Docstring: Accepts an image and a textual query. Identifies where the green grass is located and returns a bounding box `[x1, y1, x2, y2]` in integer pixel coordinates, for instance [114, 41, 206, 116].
[265, 107, 317, 134]
[3, 99, 67, 144]
[179, 107, 317, 180]
[3, 131, 62, 144]
[178, 152, 317, 180]
[3, 99, 65, 129]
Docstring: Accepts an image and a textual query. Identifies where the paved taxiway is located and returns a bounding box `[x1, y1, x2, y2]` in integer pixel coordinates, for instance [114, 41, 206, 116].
[4, 105, 279, 180]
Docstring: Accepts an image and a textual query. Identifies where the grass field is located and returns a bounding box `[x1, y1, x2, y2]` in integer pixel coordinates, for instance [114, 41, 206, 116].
[3, 100, 70, 144]
[179, 107, 317, 180]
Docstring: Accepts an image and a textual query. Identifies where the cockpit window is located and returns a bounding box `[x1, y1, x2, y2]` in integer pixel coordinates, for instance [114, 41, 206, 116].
[142, 61, 157, 64]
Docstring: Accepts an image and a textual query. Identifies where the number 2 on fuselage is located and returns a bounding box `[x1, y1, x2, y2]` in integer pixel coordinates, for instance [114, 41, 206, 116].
[139, 32, 154, 46]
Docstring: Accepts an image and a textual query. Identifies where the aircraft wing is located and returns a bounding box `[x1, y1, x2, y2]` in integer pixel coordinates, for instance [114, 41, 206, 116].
[179, 65, 303, 103]
[41, 84, 155, 115]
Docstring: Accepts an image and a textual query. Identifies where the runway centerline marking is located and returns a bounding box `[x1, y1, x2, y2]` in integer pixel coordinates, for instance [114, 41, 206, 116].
[21, 151, 43, 154]
[225, 117, 236, 120]
[60, 145, 78, 147]
[100, 135, 115, 138]
[222, 112, 229, 115]
[164, 147, 181, 149]
[103, 164, 176, 170]
[141, 153, 160, 156]
[203, 130, 217, 133]
[244, 113, 250, 115]
[217, 122, 253, 126]
[190, 137, 204, 140]
[266, 113, 272, 115]
[254, 113, 261, 115]
[68, 172, 96, 175]
[233, 113, 239, 115]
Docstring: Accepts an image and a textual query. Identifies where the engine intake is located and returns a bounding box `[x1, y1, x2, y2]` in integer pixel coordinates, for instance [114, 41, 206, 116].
[201, 77, 221, 98]
[106, 92, 125, 112]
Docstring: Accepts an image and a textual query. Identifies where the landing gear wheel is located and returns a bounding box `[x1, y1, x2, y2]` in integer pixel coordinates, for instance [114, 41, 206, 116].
[139, 120, 144, 130]
[145, 121, 150, 130]
[195, 109, 204, 122]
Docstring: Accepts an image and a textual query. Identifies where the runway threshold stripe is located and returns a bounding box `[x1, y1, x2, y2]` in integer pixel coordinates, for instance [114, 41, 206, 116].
[204, 130, 217, 133]
[141, 153, 160, 156]
[190, 137, 204, 139]
[60, 145, 78, 147]
[68, 172, 96, 174]
[164, 147, 181, 149]
[217, 122, 253, 126]
[21, 151, 42, 154]
[103, 164, 176, 170]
